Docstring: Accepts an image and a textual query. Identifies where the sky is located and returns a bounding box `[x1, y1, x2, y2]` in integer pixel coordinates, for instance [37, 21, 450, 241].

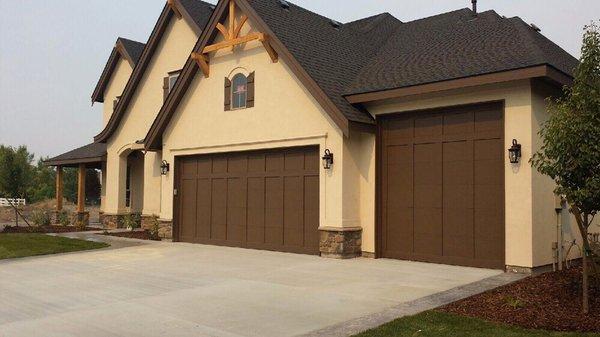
[0, 0, 598, 159]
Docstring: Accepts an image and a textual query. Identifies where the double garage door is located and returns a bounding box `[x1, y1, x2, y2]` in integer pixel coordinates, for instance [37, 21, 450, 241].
[379, 102, 505, 269]
[175, 146, 320, 255]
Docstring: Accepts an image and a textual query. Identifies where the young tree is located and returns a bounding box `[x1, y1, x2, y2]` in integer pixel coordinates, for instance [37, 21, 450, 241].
[531, 22, 600, 314]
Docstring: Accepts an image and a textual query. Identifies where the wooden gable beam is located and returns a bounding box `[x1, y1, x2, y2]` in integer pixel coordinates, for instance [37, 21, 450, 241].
[191, 52, 210, 78]
[167, 0, 182, 19]
[234, 15, 248, 39]
[203, 32, 264, 53]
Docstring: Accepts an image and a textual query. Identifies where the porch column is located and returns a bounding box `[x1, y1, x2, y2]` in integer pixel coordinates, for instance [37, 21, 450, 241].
[55, 166, 63, 211]
[75, 163, 90, 227]
[77, 164, 85, 212]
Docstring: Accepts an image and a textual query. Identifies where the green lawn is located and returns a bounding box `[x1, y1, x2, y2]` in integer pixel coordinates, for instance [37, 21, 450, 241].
[0, 234, 109, 260]
[354, 311, 597, 337]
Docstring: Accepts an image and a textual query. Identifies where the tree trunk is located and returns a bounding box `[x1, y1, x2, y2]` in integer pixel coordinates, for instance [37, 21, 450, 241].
[571, 207, 591, 314]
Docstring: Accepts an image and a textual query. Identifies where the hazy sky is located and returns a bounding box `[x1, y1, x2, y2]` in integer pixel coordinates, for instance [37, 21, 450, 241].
[0, 0, 598, 158]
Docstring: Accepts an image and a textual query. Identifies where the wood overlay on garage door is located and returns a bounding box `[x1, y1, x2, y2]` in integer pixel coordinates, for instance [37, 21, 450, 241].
[379, 102, 505, 269]
[175, 146, 320, 255]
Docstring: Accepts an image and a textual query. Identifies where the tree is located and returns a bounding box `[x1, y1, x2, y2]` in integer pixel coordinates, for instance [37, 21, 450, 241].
[0, 145, 34, 199]
[28, 158, 56, 203]
[531, 22, 600, 314]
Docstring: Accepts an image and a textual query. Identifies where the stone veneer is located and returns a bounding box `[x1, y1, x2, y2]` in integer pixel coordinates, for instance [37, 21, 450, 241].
[72, 212, 90, 227]
[141, 215, 173, 240]
[319, 227, 362, 259]
[101, 214, 125, 229]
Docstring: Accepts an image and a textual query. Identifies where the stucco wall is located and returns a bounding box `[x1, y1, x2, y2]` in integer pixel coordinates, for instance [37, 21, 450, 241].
[365, 80, 536, 267]
[159, 15, 348, 232]
[103, 15, 197, 215]
[102, 57, 133, 127]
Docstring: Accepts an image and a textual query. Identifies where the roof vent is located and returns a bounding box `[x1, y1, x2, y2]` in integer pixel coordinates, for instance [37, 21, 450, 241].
[278, 0, 290, 9]
[330, 19, 342, 29]
[530, 23, 541, 32]
[209, 4, 216, 10]
[471, 0, 477, 14]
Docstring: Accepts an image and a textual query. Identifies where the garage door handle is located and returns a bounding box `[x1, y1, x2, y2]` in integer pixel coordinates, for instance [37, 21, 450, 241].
[174, 189, 178, 196]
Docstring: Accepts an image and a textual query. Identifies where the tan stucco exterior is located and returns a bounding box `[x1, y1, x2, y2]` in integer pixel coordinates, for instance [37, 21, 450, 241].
[93, 4, 581, 270]
[103, 15, 198, 216]
[102, 57, 133, 127]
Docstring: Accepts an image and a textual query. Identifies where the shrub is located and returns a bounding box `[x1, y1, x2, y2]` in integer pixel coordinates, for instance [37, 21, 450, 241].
[123, 213, 141, 231]
[30, 210, 50, 227]
[148, 216, 161, 241]
[504, 296, 526, 309]
[58, 211, 70, 226]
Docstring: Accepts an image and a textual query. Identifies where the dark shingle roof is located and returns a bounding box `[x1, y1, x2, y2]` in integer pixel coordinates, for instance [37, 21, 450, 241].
[45, 143, 107, 167]
[247, 0, 401, 124]
[179, 0, 216, 30]
[118, 37, 145, 65]
[346, 9, 579, 95]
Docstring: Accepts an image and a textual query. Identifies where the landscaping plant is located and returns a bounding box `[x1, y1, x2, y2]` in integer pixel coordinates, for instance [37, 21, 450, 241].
[531, 22, 600, 314]
[30, 210, 50, 227]
[123, 213, 141, 231]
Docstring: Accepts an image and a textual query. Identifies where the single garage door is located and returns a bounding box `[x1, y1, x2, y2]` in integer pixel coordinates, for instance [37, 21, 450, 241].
[379, 102, 505, 269]
[175, 146, 320, 255]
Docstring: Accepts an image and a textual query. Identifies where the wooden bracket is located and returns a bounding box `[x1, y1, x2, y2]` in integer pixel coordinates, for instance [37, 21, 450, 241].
[167, 0, 182, 19]
[259, 34, 278, 63]
[191, 52, 210, 78]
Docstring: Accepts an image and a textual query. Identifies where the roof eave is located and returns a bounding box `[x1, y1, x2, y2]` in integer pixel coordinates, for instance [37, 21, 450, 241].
[345, 64, 573, 104]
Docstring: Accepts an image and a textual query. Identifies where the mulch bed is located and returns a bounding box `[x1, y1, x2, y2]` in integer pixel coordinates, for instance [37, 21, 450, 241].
[1, 225, 101, 234]
[439, 264, 600, 332]
[102, 230, 160, 241]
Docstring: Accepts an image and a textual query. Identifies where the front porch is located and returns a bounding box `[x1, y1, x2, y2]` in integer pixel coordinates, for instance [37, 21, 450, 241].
[45, 143, 107, 226]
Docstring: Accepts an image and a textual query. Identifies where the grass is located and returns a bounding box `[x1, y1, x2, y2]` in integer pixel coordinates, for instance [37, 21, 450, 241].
[0, 234, 109, 260]
[354, 311, 598, 337]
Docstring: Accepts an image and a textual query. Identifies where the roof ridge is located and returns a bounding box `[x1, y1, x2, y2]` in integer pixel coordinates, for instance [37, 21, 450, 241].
[402, 7, 472, 24]
[117, 37, 145, 45]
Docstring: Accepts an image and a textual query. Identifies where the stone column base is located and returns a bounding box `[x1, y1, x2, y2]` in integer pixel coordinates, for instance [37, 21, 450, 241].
[98, 211, 105, 224]
[101, 214, 125, 229]
[72, 212, 90, 227]
[319, 227, 362, 259]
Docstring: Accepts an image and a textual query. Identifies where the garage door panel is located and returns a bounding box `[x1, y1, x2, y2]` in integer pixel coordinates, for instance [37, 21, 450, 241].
[247, 177, 265, 244]
[414, 207, 443, 256]
[265, 177, 284, 246]
[385, 208, 413, 254]
[443, 208, 474, 258]
[228, 155, 248, 174]
[284, 151, 304, 172]
[212, 157, 228, 173]
[381, 102, 504, 268]
[196, 178, 212, 239]
[284, 176, 304, 247]
[266, 153, 284, 172]
[226, 178, 246, 243]
[197, 157, 212, 175]
[181, 178, 197, 239]
[211, 178, 227, 241]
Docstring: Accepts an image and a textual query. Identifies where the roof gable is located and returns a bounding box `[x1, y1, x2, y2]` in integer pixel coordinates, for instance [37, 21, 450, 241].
[91, 37, 145, 103]
[94, 0, 214, 143]
[144, 0, 401, 150]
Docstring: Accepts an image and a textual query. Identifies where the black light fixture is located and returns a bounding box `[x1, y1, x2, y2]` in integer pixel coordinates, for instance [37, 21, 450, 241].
[160, 160, 170, 175]
[508, 139, 522, 164]
[322, 149, 334, 170]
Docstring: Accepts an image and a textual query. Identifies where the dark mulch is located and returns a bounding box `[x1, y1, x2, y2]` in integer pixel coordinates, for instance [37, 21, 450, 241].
[2, 225, 101, 234]
[439, 265, 600, 333]
[103, 230, 160, 241]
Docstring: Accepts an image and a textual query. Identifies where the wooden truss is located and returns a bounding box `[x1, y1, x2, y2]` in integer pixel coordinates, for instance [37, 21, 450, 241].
[191, 0, 278, 78]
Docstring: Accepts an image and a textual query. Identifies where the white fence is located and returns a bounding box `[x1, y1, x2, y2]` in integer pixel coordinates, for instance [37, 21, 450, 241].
[0, 198, 26, 207]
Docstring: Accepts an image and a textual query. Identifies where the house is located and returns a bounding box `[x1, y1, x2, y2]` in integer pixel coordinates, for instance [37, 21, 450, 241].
[46, 0, 580, 272]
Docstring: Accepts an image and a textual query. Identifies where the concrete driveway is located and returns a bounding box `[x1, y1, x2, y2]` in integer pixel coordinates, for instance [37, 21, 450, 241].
[0, 236, 503, 337]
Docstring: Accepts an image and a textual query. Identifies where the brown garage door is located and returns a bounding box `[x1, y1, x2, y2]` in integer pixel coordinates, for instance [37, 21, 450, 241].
[175, 146, 320, 255]
[379, 102, 505, 269]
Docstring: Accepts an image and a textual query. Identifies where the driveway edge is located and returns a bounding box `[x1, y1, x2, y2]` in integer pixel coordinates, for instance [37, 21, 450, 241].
[298, 272, 527, 337]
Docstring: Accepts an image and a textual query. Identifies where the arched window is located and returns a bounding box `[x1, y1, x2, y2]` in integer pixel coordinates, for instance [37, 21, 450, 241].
[231, 73, 248, 109]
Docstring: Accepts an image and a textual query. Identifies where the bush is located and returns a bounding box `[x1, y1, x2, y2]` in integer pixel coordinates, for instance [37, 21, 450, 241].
[123, 213, 141, 231]
[58, 211, 70, 226]
[148, 216, 161, 241]
[30, 210, 50, 227]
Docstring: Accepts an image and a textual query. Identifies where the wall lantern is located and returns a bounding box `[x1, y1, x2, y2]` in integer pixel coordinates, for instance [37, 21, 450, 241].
[322, 149, 334, 170]
[508, 139, 522, 164]
[160, 160, 170, 175]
